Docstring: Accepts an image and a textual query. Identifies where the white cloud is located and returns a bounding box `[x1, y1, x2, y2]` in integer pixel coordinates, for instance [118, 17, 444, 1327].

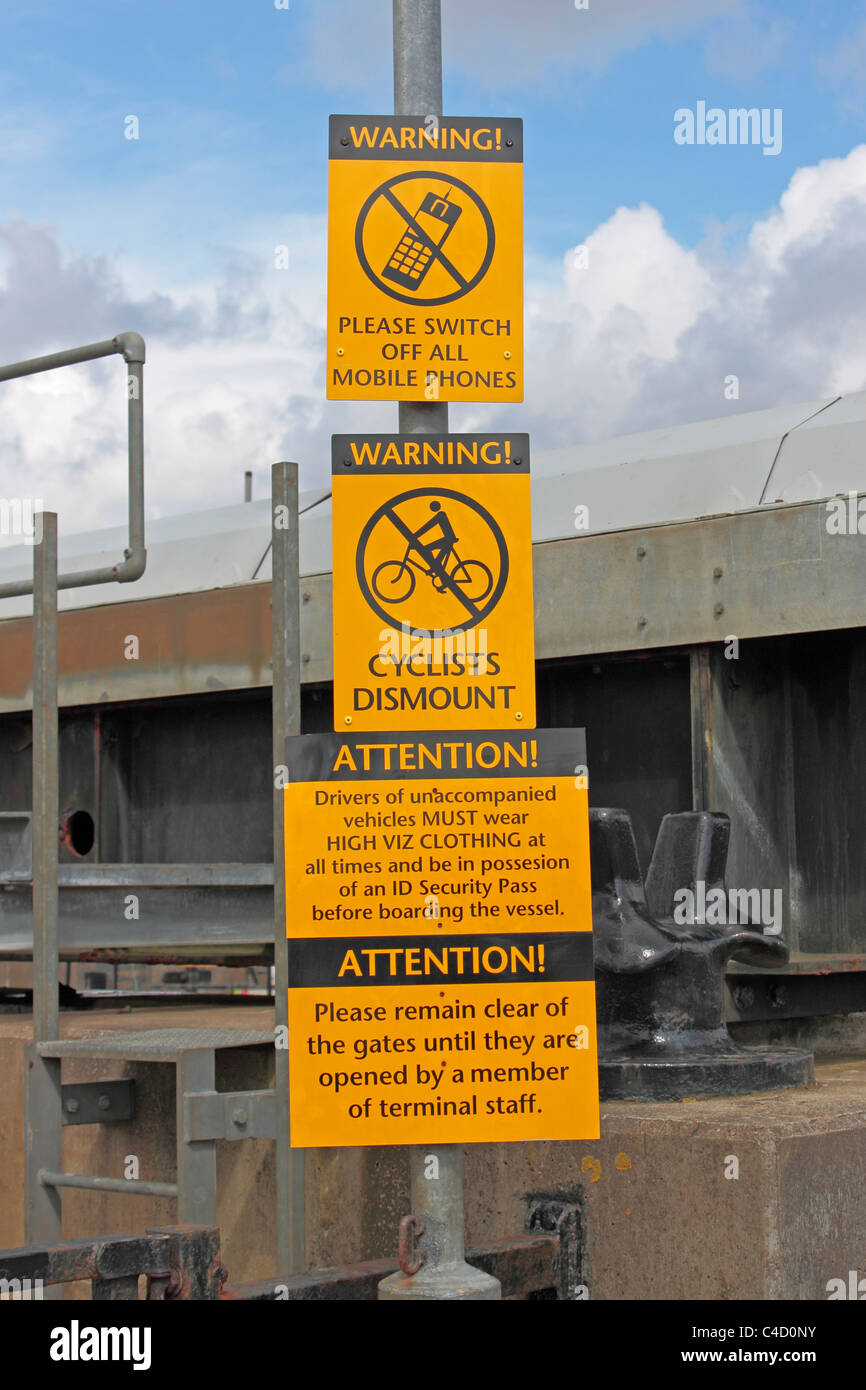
[302, 0, 743, 95]
[507, 144, 866, 444]
[440, 0, 741, 82]
[3, 144, 866, 539]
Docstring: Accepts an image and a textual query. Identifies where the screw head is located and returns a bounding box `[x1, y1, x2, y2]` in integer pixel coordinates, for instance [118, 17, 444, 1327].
[231, 1107, 248, 1127]
[336, 348, 344, 357]
[636, 545, 646, 558]
[515, 711, 523, 721]
[97, 1094, 111, 1111]
[64, 1098, 79, 1114]
[713, 602, 725, 616]
[713, 566, 723, 579]
[344, 716, 352, 725]
[504, 350, 512, 359]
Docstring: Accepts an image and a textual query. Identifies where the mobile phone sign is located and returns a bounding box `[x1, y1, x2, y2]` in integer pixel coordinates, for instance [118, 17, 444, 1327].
[328, 116, 523, 403]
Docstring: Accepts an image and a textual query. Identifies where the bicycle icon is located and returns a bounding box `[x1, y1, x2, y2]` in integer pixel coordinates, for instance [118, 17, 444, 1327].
[356, 487, 508, 635]
[371, 501, 493, 606]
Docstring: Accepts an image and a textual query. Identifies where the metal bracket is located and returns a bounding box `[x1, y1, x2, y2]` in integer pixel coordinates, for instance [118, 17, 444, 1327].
[61, 1079, 135, 1126]
[526, 1197, 586, 1301]
[184, 1089, 276, 1142]
[0, 813, 32, 883]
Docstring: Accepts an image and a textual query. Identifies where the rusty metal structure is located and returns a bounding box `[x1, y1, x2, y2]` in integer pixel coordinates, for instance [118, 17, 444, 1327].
[3, 390, 865, 1032]
[0, 1199, 583, 1300]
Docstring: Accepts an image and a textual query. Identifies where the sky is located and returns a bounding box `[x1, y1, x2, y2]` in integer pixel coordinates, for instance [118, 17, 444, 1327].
[1, 0, 865, 536]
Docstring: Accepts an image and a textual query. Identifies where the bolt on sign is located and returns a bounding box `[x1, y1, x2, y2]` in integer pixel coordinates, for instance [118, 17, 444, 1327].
[284, 729, 598, 1148]
[327, 116, 523, 402]
[330, 433, 535, 732]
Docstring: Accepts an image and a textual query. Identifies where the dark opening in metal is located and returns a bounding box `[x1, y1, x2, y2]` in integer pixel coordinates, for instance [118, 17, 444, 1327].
[62, 809, 95, 857]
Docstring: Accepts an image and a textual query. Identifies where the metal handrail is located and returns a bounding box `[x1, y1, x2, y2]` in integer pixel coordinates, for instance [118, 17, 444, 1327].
[0, 332, 146, 597]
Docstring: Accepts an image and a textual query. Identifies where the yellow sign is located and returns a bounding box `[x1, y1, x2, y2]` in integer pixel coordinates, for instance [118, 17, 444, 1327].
[327, 116, 523, 402]
[284, 730, 598, 1148]
[331, 434, 535, 731]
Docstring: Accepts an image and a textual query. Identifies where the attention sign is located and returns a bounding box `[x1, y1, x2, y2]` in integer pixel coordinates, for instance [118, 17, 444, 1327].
[284, 729, 598, 1148]
[327, 116, 523, 402]
[331, 433, 535, 732]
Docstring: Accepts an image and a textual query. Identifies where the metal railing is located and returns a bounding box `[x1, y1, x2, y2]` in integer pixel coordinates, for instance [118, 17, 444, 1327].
[0, 1226, 223, 1300]
[0, 333, 146, 599]
[0, 1201, 583, 1300]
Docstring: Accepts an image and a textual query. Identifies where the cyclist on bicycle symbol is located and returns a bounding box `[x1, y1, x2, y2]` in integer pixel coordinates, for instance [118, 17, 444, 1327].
[369, 494, 495, 613]
[412, 501, 457, 589]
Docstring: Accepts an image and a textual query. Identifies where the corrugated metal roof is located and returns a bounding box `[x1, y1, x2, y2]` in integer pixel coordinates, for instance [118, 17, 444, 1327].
[2, 391, 865, 618]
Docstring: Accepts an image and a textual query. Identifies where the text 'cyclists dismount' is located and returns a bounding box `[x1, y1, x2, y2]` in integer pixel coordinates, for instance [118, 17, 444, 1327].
[331, 433, 535, 732]
[327, 116, 523, 403]
[284, 728, 598, 1147]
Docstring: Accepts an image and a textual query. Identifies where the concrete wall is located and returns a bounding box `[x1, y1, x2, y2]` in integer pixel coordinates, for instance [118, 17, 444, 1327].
[2, 1004, 864, 1299]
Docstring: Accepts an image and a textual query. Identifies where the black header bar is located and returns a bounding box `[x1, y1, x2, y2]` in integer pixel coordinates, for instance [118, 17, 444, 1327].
[287, 932, 592, 988]
[331, 433, 530, 476]
[329, 116, 523, 162]
[285, 728, 587, 783]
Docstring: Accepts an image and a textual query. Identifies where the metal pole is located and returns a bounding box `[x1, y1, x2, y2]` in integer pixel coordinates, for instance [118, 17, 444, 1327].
[26, 512, 63, 1271]
[392, 0, 449, 442]
[244, 470, 253, 502]
[379, 0, 500, 1301]
[272, 461, 305, 1276]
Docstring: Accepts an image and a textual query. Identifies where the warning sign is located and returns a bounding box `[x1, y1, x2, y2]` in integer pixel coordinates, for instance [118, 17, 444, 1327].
[327, 116, 523, 402]
[331, 433, 535, 731]
[284, 729, 598, 1148]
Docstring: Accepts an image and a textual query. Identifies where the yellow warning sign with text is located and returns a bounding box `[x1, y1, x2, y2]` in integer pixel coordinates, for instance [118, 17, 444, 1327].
[327, 116, 523, 402]
[284, 729, 598, 1147]
[288, 982, 597, 1147]
[331, 434, 535, 732]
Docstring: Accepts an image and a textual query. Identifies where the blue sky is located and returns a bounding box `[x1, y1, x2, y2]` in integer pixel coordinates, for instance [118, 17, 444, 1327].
[4, 0, 864, 261]
[1, 0, 866, 524]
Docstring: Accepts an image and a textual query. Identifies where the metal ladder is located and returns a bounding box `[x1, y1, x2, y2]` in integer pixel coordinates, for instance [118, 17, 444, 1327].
[0, 337, 304, 1280]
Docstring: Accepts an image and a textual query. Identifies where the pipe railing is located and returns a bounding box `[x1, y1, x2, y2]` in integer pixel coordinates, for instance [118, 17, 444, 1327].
[0, 332, 146, 598]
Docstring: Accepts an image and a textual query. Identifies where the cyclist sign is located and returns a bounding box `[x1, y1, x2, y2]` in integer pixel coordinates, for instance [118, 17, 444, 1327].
[331, 433, 535, 732]
[327, 116, 523, 403]
[358, 489, 508, 635]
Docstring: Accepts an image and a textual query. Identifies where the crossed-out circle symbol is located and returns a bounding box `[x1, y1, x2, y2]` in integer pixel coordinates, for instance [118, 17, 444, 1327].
[356, 487, 509, 636]
[355, 171, 495, 308]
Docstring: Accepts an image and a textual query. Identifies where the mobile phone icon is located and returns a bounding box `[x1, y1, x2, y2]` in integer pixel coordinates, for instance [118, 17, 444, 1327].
[382, 189, 462, 290]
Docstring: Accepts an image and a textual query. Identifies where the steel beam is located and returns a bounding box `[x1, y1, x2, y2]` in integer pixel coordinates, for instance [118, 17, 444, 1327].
[176, 1048, 217, 1224]
[26, 513, 61, 1264]
[272, 461, 305, 1276]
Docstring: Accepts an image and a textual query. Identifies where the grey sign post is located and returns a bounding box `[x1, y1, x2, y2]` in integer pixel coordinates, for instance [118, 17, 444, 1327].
[272, 461, 306, 1277]
[377, 0, 501, 1301]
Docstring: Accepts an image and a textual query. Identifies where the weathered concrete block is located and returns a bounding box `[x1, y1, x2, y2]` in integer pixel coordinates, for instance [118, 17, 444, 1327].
[2, 1006, 863, 1300]
[460, 1060, 866, 1299]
